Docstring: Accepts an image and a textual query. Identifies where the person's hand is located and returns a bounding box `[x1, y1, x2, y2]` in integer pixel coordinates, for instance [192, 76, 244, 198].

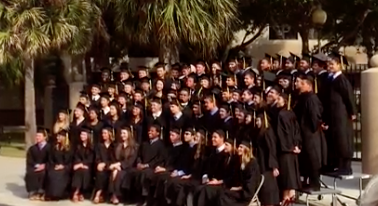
[73, 163, 82, 170]
[207, 179, 222, 185]
[115, 165, 121, 171]
[351, 115, 357, 120]
[171, 170, 178, 177]
[137, 163, 144, 170]
[55, 164, 64, 170]
[82, 165, 89, 169]
[293, 146, 301, 154]
[181, 175, 191, 179]
[321, 123, 329, 130]
[97, 163, 106, 171]
[273, 168, 279, 177]
[230, 187, 242, 191]
[155, 166, 166, 173]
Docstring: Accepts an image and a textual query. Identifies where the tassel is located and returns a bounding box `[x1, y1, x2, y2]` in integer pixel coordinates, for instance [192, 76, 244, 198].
[212, 94, 216, 106]
[160, 127, 164, 140]
[233, 138, 237, 155]
[205, 130, 208, 146]
[287, 94, 291, 110]
[197, 87, 203, 98]
[243, 57, 246, 69]
[115, 83, 119, 96]
[220, 75, 223, 88]
[226, 131, 229, 140]
[112, 128, 115, 141]
[205, 62, 210, 73]
[234, 73, 238, 88]
[149, 79, 152, 90]
[264, 110, 269, 129]
[130, 125, 134, 138]
[110, 70, 114, 82]
[253, 110, 256, 127]
[90, 130, 93, 144]
[65, 132, 70, 149]
[314, 76, 318, 94]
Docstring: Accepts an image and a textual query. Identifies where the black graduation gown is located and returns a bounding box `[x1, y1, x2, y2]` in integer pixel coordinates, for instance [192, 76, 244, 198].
[87, 121, 104, 146]
[135, 139, 168, 196]
[109, 144, 139, 196]
[203, 109, 222, 135]
[253, 127, 280, 205]
[219, 159, 261, 206]
[192, 115, 205, 131]
[165, 146, 205, 206]
[316, 70, 329, 108]
[222, 117, 234, 136]
[94, 142, 115, 191]
[25, 143, 50, 193]
[45, 146, 73, 199]
[193, 149, 229, 206]
[324, 73, 356, 159]
[71, 144, 95, 191]
[154, 144, 192, 201]
[274, 108, 301, 190]
[90, 97, 101, 109]
[128, 119, 144, 144]
[169, 113, 191, 133]
[69, 119, 87, 147]
[293, 92, 327, 176]
[144, 112, 168, 142]
[104, 118, 124, 141]
[181, 103, 193, 118]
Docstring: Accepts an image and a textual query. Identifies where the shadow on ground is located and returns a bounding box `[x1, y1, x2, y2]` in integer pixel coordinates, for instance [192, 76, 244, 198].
[6, 182, 27, 199]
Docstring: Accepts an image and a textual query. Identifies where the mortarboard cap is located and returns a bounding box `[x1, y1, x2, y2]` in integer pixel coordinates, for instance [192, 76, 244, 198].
[268, 84, 284, 94]
[100, 67, 111, 73]
[169, 98, 181, 107]
[133, 101, 144, 110]
[312, 53, 328, 63]
[80, 125, 92, 134]
[240, 140, 251, 148]
[57, 129, 68, 137]
[150, 96, 162, 105]
[225, 138, 234, 144]
[102, 123, 114, 133]
[301, 53, 312, 63]
[100, 92, 111, 100]
[118, 91, 127, 98]
[79, 91, 89, 98]
[184, 127, 195, 134]
[214, 129, 225, 138]
[75, 102, 86, 112]
[91, 83, 101, 89]
[263, 71, 276, 83]
[187, 73, 198, 82]
[170, 127, 181, 135]
[211, 86, 222, 96]
[277, 70, 292, 80]
[328, 51, 349, 66]
[220, 103, 231, 112]
[296, 72, 315, 83]
[140, 77, 150, 84]
[36, 126, 48, 136]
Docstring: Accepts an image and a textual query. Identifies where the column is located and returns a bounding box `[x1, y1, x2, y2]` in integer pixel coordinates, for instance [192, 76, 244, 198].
[44, 76, 55, 130]
[361, 55, 378, 175]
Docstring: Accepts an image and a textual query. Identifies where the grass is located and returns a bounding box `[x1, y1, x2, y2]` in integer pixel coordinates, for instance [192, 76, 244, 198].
[0, 133, 26, 158]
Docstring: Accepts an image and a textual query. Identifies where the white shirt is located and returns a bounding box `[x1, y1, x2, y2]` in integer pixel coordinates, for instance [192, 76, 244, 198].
[152, 110, 162, 119]
[224, 116, 232, 123]
[92, 94, 100, 101]
[181, 102, 188, 107]
[102, 106, 110, 115]
[173, 112, 183, 120]
[210, 107, 219, 116]
[318, 70, 327, 75]
[216, 144, 225, 153]
[173, 142, 183, 147]
[150, 137, 159, 144]
[333, 71, 342, 80]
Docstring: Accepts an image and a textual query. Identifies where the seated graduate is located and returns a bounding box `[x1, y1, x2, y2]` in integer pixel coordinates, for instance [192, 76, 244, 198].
[251, 113, 280, 206]
[153, 128, 192, 204]
[165, 128, 207, 206]
[135, 124, 168, 205]
[193, 130, 230, 206]
[45, 130, 73, 201]
[25, 127, 50, 200]
[71, 126, 95, 202]
[219, 140, 261, 206]
[108, 126, 139, 204]
[93, 125, 116, 204]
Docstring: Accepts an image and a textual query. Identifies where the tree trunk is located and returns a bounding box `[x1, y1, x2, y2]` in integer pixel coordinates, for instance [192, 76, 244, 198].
[159, 43, 179, 66]
[299, 27, 310, 54]
[24, 58, 36, 150]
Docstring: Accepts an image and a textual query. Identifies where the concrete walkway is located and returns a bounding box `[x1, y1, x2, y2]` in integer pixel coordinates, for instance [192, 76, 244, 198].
[0, 156, 365, 206]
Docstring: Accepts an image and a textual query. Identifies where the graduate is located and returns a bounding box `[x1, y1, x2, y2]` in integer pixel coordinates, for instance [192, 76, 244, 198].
[323, 52, 356, 175]
[293, 73, 327, 191]
[108, 126, 139, 204]
[144, 97, 168, 142]
[134, 125, 168, 205]
[169, 98, 191, 132]
[71, 126, 95, 202]
[86, 106, 104, 145]
[219, 140, 261, 206]
[252, 113, 280, 206]
[45, 130, 73, 200]
[153, 128, 191, 205]
[69, 103, 87, 147]
[93, 125, 116, 203]
[128, 102, 145, 144]
[25, 127, 50, 200]
[193, 130, 229, 206]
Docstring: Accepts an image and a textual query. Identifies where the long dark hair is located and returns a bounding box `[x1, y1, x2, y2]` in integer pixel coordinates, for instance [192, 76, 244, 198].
[115, 128, 138, 160]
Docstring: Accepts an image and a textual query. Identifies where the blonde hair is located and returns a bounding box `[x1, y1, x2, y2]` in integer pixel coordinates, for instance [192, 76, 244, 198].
[53, 113, 69, 134]
[194, 132, 205, 159]
[241, 145, 253, 170]
[55, 132, 70, 151]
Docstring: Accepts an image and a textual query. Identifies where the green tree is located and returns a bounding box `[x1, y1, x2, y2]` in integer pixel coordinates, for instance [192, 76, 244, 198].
[0, 0, 103, 149]
[114, 0, 239, 62]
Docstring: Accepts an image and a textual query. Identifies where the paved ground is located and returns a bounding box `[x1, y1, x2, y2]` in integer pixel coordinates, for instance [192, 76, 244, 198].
[0, 156, 365, 206]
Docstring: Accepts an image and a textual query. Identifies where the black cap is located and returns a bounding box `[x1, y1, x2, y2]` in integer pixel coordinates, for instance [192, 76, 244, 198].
[57, 129, 68, 137]
[296, 72, 315, 83]
[268, 84, 284, 95]
[199, 74, 210, 81]
[118, 91, 128, 98]
[196, 59, 206, 67]
[91, 83, 101, 89]
[220, 103, 231, 112]
[289, 52, 300, 62]
[265, 53, 276, 61]
[225, 138, 234, 144]
[122, 80, 133, 86]
[36, 126, 48, 136]
[240, 140, 251, 148]
[169, 98, 181, 107]
[150, 96, 162, 105]
[312, 53, 328, 63]
[244, 67, 259, 77]
[108, 82, 116, 88]
[187, 73, 198, 82]
[211, 86, 222, 96]
[80, 125, 92, 134]
[100, 67, 111, 73]
[301, 53, 312, 63]
[76, 102, 86, 112]
[184, 127, 195, 134]
[100, 92, 111, 100]
[133, 101, 144, 110]
[277, 70, 292, 80]
[328, 51, 349, 66]
[102, 123, 114, 133]
[251, 87, 263, 95]
[88, 106, 100, 115]
[214, 129, 225, 138]
[231, 87, 242, 95]
[140, 77, 150, 84]
[263, 71, 276, 82]
[80, 91, 89, 99]
[170, 127, 181, 135]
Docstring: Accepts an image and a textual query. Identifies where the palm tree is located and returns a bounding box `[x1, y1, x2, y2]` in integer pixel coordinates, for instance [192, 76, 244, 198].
[0, 0, 104, 149]
[114, 0, 239, 62]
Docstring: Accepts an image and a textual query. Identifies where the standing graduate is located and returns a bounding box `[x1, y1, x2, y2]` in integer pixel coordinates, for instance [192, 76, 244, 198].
[128, 102, 145, 144]
[169, 98, 191, 132]
[203, 94, 222, 135]
[93, 125, 116, 203]
[108, 126, 139, 204]
[25, 127, 50, 200]
[69, 103, 87, 147]
[294, 73, 327, 190]
[45, 130, 73, 200]
[134, 125, 168, 205]
[105, 101, 124, 140]
[323, 53, 356, 175]
[266, 86, 301, 202]
[144, 97, 168, 142]
[219, 141, 261, 206]
[71, 126, 95, 202]
[252, 113, 280, 206]
[86, 106, 104, 145]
